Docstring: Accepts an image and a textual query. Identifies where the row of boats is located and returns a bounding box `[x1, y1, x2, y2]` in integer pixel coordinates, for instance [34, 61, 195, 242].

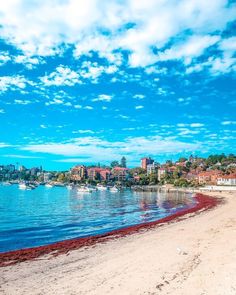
[67, 184, 119, 193]
[16, 182, 119, 192]
[2, 181, 120, 192]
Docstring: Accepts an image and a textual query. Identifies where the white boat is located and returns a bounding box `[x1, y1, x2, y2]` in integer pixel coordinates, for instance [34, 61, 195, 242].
[29, 184, 37, 189]
[66, 185, 73, 190]
[19, 183, 33, 190]
[19, 183, 27, 189]
[3, 182, 11, 186]
[110, 186, 119, 192]
[45, 183, 53, 188]
[77, 186, 92, 193]
[87, 186, 97, 191]
[96, 184, 107, 191]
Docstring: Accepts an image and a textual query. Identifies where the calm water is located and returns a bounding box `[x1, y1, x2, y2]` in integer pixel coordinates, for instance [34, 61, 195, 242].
[0, 184, 195, 253]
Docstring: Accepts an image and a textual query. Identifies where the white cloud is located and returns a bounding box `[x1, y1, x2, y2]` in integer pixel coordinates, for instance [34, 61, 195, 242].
[80, 61, 119, 83]
[0, 0, 235, 70]
[178, 128, 200, 136]
[3, 154, 43, 159]
[158, 35, 220, 63]
[178, 97, 192, 105]
[0, 109, 5, 114]
[177, 123, 187, 127]
[20, 135, 201, 162]
[40, 65, 82, 86]
[0, 142, 10, 148]
[221, 121, 236, 125]
[73, 130, 95, 134]
[135, 105, 144, 109]
[0, 51, 11, 65]
[92, 94, 113, 102]
[55, 158, 91, 163]
[219, 37, 236, 52]
[74, 104, 82, 109]
[45, 98, 73, 107]
[190, 123, 205, 128]
[133, 94, 145, 99]
[84, 106, 93, 110]
[118, 115, 129, 119]
[186, 36, 236, 74]
[14, 99, 31, 105]
[0, 75, 33, 92]
[14, 55, 43, 69]
[45, 99, 63, 106]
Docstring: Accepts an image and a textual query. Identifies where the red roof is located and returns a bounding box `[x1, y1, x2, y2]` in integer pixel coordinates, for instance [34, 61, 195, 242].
[218, 174, 236, 179]
[113, 166, 129, 171]
[87, 167, 103, 172]
[198, 170, 222, 177]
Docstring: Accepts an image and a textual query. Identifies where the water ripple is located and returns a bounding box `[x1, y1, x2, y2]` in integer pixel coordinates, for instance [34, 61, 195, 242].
[0, 185, 195, 252]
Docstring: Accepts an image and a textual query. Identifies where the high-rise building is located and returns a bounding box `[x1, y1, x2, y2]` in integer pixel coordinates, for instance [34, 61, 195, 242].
[141, 157, 154, 170]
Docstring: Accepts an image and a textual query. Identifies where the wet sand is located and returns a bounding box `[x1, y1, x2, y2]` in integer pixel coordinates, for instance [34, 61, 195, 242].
[0, 191, 236, 295]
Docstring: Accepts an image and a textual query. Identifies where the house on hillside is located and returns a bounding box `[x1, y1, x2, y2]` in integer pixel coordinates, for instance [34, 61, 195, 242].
[217, 174, 236, 186]
[198, 170, 222, 185]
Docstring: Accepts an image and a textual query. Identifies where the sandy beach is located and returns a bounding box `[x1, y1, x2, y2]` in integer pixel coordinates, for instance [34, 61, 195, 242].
[0, 190, 236, 295]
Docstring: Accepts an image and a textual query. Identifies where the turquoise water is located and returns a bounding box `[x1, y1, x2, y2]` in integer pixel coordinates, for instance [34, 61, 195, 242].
[0, 184, 195, 253]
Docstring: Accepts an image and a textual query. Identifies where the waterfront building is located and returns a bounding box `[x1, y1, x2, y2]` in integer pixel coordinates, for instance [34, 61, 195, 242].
[112, 166, 129, 181]
[141, 157, 154, 170]
[217, 174, 236, 186]
[87, 167, 102, 181]
[43, 172, 53, 182]
[70, 165, 87, 181]
[100, 169, 111, 181]
[198, 170, 222, 185]
[147, 163, 158, 175]
[30, 167, 41, 176]
[158, 167, 167, 181]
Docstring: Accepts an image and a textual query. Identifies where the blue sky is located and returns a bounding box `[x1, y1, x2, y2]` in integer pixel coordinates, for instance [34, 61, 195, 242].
[0, 0, 236, 170]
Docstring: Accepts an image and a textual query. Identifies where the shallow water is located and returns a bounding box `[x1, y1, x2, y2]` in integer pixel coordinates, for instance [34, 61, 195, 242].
[0, 184, 195, 253]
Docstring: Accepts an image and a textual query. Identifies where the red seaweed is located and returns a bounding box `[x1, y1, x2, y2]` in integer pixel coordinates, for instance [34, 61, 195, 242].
[0, 193, 221, 267]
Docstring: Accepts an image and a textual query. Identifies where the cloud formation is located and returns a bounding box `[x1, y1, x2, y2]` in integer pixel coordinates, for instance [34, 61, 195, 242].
[20, 135, 201, 163]
[0, 0, 235, 72]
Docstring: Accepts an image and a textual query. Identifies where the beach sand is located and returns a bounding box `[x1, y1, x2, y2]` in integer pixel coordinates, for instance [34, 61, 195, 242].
[0, 191, 236, 295]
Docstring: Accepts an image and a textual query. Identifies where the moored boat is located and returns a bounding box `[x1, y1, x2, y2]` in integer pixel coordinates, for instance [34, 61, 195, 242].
[77, 186, 92, 193]
[19, 183, 34, 190]
[96, 184, 107, 191]
[66, 184, 73, 190]
[109, 186, 119, 192]
[2, 182, 11, 186]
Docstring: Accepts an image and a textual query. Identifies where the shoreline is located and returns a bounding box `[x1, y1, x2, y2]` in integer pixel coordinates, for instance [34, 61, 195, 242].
[1, 190, 235, 295]
[0, 193, 220, 267]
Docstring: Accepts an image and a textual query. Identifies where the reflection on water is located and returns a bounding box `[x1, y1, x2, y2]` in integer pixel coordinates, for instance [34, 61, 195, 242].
[0, 185, 195, 253]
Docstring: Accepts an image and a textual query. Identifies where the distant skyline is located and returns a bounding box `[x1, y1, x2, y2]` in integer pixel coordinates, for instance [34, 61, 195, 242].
[0, 0, 236, 170]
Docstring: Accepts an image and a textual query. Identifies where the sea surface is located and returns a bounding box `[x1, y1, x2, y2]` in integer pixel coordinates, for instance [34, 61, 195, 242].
[0, 184, 195, 253]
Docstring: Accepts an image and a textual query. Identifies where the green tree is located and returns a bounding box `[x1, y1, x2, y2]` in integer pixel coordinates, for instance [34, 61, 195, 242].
[57, 173, 65, 183]
[110, 160, 119, 168]
[149, 173, 158, 184]
[166, 160, 173, 166]
[178, 157, 187, 162]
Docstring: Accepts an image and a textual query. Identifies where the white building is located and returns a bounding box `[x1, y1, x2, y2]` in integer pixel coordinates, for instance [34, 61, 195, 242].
[44, 172, 53, 182]
[217, 174, 236, 186]
[147, 163, 158, 175]
[157, 168, 167, 181]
